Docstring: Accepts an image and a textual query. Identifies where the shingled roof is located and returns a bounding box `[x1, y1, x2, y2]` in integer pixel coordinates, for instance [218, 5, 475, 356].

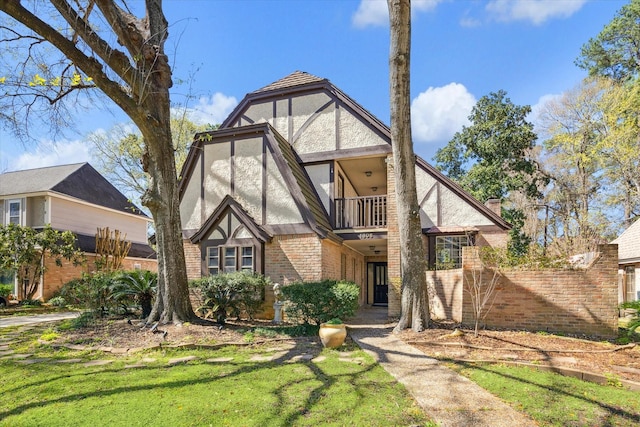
[251, 71, 326, 94]
[0, 163, 147, 217]
[612, 219, 640, 263]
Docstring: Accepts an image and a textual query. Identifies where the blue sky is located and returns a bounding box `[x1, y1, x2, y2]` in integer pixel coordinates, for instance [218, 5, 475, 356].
[0, 0, 628, 172]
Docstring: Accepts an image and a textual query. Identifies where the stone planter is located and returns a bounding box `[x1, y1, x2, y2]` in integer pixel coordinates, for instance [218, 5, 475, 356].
[319, 323, 347, 348]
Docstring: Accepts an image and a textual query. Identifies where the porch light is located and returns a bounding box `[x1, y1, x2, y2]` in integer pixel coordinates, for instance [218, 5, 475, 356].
[365, 171, 372, 177]
[374, 250, 380, 254]
[371, 187, 377, 192]
[369, 245, 375, 251]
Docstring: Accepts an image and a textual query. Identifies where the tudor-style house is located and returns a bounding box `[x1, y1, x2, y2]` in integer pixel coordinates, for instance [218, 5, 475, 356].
[0, 163, 157, 301]
[179, 71, 510, 318]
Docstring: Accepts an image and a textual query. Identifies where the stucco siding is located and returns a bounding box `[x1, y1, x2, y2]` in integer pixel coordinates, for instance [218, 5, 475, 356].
[339, 109, 386, 150]
[234, 137, 263, 223]
[415, 167, 493, 228]
[244, 101, 273, 127]
[305, 164, 331, 214]
[49, 197, 148, 244]
[274, 99, 289, 140]
[180, 156, 202, 230]
[204, 142, 231, 221]
[294, 107, 336, 153]
[266, 154, 303, 224]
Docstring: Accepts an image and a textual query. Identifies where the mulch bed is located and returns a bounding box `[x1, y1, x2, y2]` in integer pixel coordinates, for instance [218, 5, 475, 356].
[53, 317, 640, 383]
[399, 321, 640, 383]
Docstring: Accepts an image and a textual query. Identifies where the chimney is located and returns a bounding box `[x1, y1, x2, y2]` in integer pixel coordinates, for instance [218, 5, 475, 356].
[485, 198, 501, 217]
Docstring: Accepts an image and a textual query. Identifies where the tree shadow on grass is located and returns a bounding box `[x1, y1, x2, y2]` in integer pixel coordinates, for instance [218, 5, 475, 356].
[453, 361, 640, 425]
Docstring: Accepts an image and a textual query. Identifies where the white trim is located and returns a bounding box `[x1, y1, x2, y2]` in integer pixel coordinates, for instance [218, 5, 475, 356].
[2, 191, 151, 223]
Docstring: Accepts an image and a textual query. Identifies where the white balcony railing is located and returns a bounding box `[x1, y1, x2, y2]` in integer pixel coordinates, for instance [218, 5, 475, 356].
[335, 195, 387, 229]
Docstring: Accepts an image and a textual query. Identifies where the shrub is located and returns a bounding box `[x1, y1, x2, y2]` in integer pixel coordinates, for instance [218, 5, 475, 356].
[19, 299, 42, 307]
[48, 296, 66, 307]
[191, 271, 269, 323]
[110, 270, 157, 319]
[56, 271, 118, 315]
[281, 280, 359, 325]
[0, 283, 12, 298]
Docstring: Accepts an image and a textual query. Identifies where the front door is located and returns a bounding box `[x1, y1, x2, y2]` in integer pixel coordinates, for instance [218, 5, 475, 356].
[372, 262, 388, 305]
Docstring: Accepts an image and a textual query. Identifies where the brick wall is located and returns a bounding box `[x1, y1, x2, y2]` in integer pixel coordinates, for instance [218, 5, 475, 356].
[41, 254, 157, 301]
[183, 240, 202, 281]
[386, 154, 402, 318]
[456, 244, 619, 338]
[426, 268, 463, 321]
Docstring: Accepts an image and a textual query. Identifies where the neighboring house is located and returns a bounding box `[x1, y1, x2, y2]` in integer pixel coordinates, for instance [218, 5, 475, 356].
[0, 163, 157, 301]
[179, 71, 510, 318]
[612, 218, 640, 303]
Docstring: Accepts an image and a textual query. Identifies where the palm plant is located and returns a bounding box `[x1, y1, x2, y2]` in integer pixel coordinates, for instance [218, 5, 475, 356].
[111, 270, 157, 318]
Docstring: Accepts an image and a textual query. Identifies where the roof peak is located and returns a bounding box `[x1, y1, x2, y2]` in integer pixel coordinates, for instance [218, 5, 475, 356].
[252, 71, 327, 94]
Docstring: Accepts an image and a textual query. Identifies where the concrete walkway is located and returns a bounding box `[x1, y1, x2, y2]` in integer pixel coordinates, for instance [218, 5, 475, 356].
[348, 306, 536, 427]
[0, 312, 80, 328]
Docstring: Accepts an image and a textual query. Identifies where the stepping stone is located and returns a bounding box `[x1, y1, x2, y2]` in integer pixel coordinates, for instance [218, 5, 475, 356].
[83, 360, 113, 367]
[206, 357, 234, 363]
[97, 346, 113, 352]
[286, 354, 314, 363]
[111, 348, 129, 354]
[63, 344, 87, 351]
[250, 355, 274, 362]
[167, 355, 198, 366]
[0, 350, 14, 356]
[338, 357, 366, 364]
[0, 345, 11, 350]
[141, 357, 157, 363]
[499, 354, 520, 360]
[312, 356, 327, 363]
[54, 358, 83, 364]
[16, 358, 49, 365]
[6, 353, 33, 359]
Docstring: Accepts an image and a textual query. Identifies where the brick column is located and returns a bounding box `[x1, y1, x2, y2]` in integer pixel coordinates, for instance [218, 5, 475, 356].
[386, 154, 401, 318]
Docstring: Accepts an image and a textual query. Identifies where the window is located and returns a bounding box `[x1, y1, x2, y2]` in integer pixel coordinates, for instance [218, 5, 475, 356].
[7, 199, 22, 225]
[206, 246, 255, 275]
[625, 266, 637, 303]
[241, 247, 254, 272]
[435, 235, 471, 269]
[207, 247, 220, 275]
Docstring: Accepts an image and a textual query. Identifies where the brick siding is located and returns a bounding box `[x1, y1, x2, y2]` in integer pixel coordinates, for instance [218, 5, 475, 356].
[428, 244, 619, 338]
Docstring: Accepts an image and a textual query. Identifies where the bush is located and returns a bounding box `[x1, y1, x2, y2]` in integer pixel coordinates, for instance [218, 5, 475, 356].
[19, 299, 42, 307]
[48, 296, 66, 307]
[281, 280, 359, 325]
[110, 270, 157, 319]
[191, 271, 269, 323]
[0, 283, 12, 298]
[56, 271, 119, 315]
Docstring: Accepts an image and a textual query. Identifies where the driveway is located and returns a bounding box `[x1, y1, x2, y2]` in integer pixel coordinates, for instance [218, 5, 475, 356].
[0, 312, 81, 328]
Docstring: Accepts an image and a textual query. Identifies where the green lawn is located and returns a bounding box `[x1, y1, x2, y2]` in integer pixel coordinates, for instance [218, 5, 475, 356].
[451, 361, 640, 427]
[0, 326, 431, 427]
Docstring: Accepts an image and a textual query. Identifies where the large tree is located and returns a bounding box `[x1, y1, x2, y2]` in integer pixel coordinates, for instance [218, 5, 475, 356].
[0, 0, 196, 324]
[576, 0, 640, 82]
[434, 90, 545, 255]
[388, 0, 430, 333]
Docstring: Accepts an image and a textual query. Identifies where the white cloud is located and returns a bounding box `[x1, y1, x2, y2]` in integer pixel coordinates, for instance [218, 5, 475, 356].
[186, 93, 238, 126]
[530, 92, 563, 136]
[411, 82, 476, 144]
[486, 0, 587, 25]
[13, 139, 92, 171]
[352, 0, 443, 29]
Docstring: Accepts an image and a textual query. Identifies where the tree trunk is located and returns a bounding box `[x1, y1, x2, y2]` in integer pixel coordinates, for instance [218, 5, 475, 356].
[0, 0, 197, 324]
[388, 0, 430, 333]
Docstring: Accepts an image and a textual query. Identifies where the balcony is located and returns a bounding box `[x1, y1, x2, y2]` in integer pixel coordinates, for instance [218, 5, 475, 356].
[335, 195, 387, 229]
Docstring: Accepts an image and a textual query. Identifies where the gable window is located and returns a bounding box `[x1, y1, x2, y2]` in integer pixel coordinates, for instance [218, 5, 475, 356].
[207, 246, 255, 275]
[207, 247, 220, 275]
[435, 235, 471, 269]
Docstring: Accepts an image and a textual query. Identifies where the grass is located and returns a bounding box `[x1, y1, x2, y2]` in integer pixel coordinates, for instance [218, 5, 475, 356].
[0, 326, 432, 427]
[449, 361, 640, 426]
